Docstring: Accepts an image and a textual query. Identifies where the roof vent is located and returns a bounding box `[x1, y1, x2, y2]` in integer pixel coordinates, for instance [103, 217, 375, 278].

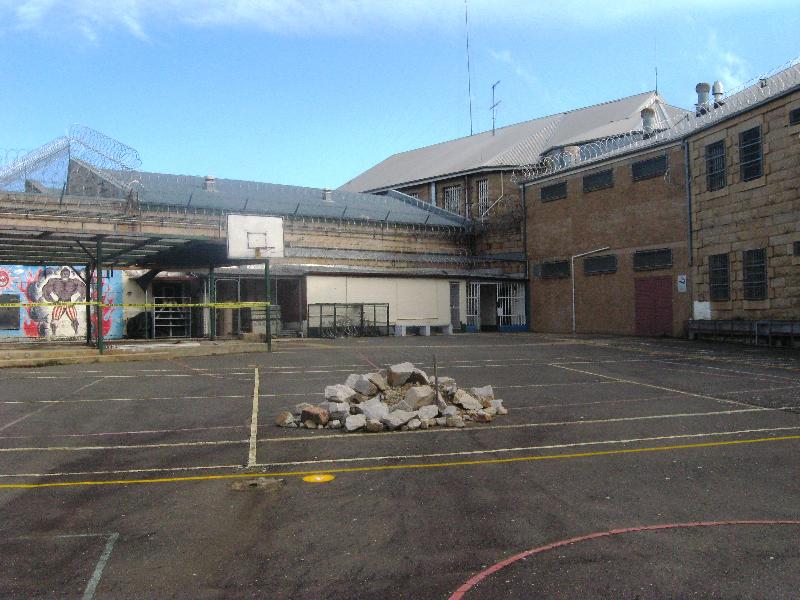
[641, 107, 656, 137]
[322, 188, 334, 203]
[204, 175, 216, 192]
[695, 82, 711, 116]
[712, 81, 725, 107]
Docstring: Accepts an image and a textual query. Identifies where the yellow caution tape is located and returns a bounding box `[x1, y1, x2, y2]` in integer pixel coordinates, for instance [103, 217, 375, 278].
[0, 301, 271, 310]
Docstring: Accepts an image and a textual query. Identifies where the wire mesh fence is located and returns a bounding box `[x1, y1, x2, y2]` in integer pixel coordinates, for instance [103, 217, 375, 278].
[306, 303, 390, 338]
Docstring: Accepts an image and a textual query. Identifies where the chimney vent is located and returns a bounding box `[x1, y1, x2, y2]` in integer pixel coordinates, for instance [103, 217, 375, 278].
[712, 81, 725, 107]
[322, 188, 334, 203]
[695, 82, 711, 116]
[641, 107, 656, 137]
[204, 175, 216, 192]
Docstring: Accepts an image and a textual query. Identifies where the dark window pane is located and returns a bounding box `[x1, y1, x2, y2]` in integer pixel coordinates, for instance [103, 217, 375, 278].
[540, 181, 567, 202]
[633, 248, 672, 271]
[584, 254, 617, 275]
[0, 294, 20, 330]
[539, 260, 570, 279]
[583, 169, 613, 193]
[739, 126, 762, 182]
[743, 248, 767, 300]
[631, 155, 667, 181]
[790, 108, 800, 126]
[705, 141, 726, 191]
[709, 253, 730, 301]
[794, 241, 800, 256]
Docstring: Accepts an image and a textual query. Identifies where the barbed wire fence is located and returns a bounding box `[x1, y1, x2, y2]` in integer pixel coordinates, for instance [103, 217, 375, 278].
[511, 56, 800, 184]
[0, 125, 142, 194]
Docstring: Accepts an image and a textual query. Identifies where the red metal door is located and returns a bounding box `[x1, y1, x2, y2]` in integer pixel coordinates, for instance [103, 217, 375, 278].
[634, 276, 673, 337]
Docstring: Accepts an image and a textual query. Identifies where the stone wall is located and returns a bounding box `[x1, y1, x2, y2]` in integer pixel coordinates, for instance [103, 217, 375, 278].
[689, 88, 800, 319]
[525, 144, 692, 335]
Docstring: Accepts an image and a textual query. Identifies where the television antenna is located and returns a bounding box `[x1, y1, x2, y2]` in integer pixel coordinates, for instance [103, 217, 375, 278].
[490, 80, 501, 136]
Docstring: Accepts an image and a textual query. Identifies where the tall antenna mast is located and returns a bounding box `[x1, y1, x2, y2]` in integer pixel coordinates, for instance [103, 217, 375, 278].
[490, 80, 501, 136]
[464, 0, 473, 136]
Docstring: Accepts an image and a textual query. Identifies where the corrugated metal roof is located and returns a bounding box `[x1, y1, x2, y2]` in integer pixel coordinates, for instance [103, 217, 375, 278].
[130, 171, 467, 227]
[339, 91, 689, 192]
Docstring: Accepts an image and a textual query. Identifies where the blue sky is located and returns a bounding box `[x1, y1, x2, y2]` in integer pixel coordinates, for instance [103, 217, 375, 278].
[1, 1, 798, 189]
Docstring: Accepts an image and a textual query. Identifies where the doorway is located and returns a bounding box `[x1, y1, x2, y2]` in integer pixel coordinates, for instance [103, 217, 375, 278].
[634, 276, 673, 336]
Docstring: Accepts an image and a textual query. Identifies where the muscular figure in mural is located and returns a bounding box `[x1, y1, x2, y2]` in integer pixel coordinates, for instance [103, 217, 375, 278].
[42, 268, 84, 335]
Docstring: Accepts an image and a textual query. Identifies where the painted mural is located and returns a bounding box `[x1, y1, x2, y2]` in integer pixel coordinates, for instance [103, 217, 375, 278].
[0, 265, 123, 340]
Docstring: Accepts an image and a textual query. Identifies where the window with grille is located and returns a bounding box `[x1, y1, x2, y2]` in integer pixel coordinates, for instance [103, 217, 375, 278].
[790, 108, 800, 126]
[0, 294, 20, 330]
[705, 141, 726, 191]
[583, 169, 613, 193]
[540, 181, 567, 202]
[539, 260, 570, 279]
[477, 179, 490, 215]
[406, 192, 420, 199]
[631, 155, 667, 181]
[584, 254, 617, 275]
[709, 253, 730, 301]
[739, 126, 762, 182]
[442, 185, 461, 214]
[743, 249, 767, 300]
[633, 248, 672, 270]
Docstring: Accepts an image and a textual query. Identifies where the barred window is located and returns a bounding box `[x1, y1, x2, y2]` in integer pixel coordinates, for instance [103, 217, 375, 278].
[790, 108, 800, 126]
[406, 192, 419, 199]
[583, 169, 613, 193]
[739, 126, 762, 182]
[709, 254, 730, 301]
[0, 294, 20, 330]
[743, 249, 767, 300]
[633, 248, 672, 271]
[477, 179, 490, 215]
[705, 141, 726, 192]
[442, 185, 461, 214]
[539, 260, 570, 279]
[584, 254, 617, 275]
[631, 155, 667, 181]
[540, 181, 567, 202]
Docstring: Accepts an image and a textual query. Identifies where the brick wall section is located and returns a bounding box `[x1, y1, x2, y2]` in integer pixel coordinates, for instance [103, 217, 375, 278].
[525, 144, 692, 335]
[689, 89, 800, 319]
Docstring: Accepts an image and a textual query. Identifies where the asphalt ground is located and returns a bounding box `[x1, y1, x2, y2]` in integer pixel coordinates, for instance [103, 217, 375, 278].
[0, 333, 799, 599]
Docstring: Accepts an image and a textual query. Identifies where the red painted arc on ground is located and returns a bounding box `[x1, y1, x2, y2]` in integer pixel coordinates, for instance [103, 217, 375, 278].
[449, 520, 800, 600]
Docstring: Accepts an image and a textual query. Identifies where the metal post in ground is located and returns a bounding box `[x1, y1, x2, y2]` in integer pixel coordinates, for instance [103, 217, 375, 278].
[209, 267, 216, 341]
[264, 259, 272, 351]
[85, 262, 93, 347]
[95, 241, 104, 355]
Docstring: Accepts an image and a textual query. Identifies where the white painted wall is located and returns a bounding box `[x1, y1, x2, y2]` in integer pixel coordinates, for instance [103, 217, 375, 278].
[306, 276, 452, 325]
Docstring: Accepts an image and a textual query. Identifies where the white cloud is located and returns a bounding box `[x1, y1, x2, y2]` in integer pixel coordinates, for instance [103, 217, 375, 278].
[700, 30, 751, 90]
[489, 48, 538, 86]
[2, 0, 795, 41]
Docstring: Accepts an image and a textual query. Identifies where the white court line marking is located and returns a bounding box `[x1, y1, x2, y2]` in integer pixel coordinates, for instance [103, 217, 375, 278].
[4, 426, 798, 481]
[550, 364, 753, 408]
[253, 426, 800, 468]
[0, 424, 249, 440]
[0, 463, 241, 479]
[0, 378, 103, 432]
[247, 368, 260, 467]
[0, 394, 249, 405]
[654, 359, 800, 383]
[3, 405, 796, 453]
[82, 532, 119, 600]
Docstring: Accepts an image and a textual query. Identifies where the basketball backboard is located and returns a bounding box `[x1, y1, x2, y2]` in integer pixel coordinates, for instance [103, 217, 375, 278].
[227, 214, 285, 259]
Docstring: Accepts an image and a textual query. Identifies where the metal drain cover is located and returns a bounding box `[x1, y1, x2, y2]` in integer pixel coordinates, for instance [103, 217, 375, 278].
[230, 477, 284, 491]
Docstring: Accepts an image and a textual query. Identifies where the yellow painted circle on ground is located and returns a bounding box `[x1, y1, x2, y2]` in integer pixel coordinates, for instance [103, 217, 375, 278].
[302, 474, 336, 483]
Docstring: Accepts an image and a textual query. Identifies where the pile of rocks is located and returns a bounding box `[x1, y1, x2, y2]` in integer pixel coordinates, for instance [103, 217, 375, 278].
[275, 362, 507, 433]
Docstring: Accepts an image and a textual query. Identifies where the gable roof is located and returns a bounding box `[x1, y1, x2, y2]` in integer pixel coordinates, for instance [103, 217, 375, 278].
[339, 91, 689, 193]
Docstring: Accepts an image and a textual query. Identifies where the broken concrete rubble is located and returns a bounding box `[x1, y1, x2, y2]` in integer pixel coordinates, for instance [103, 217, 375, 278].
[277, 362, 508, 433]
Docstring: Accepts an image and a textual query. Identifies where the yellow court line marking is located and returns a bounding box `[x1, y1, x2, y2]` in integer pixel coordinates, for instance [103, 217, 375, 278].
[1, 434, 798, 490]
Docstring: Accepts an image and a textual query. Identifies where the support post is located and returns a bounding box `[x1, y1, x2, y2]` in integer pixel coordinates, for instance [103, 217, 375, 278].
[264, 259, 272, 351]
[95, 241, 104, 354]
[209, 267, 216, 341]
[85, 263, 93, 347]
